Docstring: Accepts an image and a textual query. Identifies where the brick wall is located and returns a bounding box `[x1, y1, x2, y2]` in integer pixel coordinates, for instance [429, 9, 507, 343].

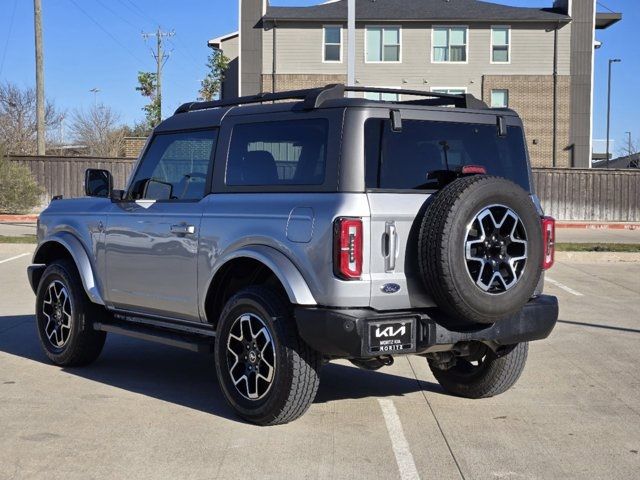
[483, 75, 571, 168]
[123, 137, 147, 158]
[261, 74, 347, 93]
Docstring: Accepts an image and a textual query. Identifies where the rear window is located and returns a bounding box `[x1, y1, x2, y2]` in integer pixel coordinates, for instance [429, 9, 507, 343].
[226, 119, 328, 186]
[365, 119, 530, 191]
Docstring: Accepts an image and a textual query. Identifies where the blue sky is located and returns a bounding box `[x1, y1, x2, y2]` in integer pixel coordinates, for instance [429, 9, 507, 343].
[0, 0, 635, 151]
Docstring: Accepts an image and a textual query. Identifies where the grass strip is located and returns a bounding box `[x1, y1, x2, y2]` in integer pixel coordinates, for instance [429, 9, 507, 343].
[0, 235, 37, 244]
[556, 243, 640, 253]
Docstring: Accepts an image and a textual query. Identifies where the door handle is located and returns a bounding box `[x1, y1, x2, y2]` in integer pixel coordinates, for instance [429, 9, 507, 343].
[170, 224, 196, 235]
[383, 222, 397, 272]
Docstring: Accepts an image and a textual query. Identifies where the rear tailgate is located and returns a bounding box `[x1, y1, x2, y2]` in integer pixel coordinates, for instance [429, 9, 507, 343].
[367, 192, 436, 310]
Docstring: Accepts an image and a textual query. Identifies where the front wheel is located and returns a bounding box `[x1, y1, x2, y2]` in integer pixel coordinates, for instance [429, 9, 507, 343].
[35, 260, 107, 367]
[214, 286, 321, 426]
[428, 342, 528, 398]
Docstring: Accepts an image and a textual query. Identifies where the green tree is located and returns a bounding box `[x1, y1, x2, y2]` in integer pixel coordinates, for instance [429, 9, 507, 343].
[0, 144, 43, 213]
[136, 71, 161, 128]
[199, 49, 229, 101]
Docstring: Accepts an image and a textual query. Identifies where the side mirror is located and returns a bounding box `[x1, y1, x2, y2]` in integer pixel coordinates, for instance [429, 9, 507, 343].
[84, 169, 113, 198]
[142, 178, 174, 200]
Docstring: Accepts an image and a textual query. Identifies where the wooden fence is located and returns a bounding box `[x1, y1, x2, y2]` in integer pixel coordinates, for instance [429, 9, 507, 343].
[10, 155, 136, 205]
[532, 168, 640, 222]
[8, 156, 640, 222]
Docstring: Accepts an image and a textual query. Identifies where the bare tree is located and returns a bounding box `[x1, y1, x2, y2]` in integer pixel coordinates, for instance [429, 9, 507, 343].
[69, 104, 125, 157]
[617, 137, 639, 158]
[0, 82, 63, 155]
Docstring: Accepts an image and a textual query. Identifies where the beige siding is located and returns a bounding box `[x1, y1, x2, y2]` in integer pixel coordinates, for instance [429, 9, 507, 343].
[262, 21, 570, 96]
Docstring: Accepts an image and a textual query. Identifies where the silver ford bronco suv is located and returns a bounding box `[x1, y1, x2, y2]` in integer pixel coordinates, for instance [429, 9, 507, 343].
[27, 85, 558, 425]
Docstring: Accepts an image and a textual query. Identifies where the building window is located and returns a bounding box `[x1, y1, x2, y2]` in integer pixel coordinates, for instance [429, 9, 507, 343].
[491, 27, 510, 63]
[364, 90, 400, 101]
[433, 27, 468, 62]
[431, 87, 468, 95]
[366, 26, 401, 62]
[323, 26, 342, 62]
[491, 89, 509, 108]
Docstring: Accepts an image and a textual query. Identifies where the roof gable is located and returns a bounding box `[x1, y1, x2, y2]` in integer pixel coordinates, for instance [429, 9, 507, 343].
[264, 0, 570, 23]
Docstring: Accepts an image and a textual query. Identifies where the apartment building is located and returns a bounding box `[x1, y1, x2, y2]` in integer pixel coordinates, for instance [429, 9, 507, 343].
[210, 0, 621, 168]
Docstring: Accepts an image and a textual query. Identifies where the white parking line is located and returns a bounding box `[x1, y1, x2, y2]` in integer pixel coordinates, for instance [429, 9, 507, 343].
[545, 277, 584, 297]
[378, 399, 420, 480]
[0, 253, 31, 265]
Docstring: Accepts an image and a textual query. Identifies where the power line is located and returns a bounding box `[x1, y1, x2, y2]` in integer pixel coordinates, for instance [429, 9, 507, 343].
[94, 0, 139, 32]
[113, 0, 203, 71]
[66, 0, 144, 63]
[0, 0, 18, 78]
[142, 27, 175, 119]
[597, 2, 616, 14]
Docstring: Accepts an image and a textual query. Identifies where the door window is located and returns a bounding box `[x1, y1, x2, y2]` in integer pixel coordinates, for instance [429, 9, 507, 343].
[226, 119, 328, 186]
[129, 129, 217, 200]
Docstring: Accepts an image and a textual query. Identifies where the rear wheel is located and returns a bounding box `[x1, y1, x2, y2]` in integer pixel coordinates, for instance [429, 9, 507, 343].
[428, 342, 528, 398]
[214, 286, 321, 426]
[35, 260, 107, 367]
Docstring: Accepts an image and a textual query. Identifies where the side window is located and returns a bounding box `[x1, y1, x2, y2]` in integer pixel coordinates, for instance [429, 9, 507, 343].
[129, 129, 217, 200]
[226, 119, 328, 187]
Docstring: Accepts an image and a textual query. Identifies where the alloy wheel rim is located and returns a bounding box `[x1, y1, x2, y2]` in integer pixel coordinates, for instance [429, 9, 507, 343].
[226, 313, 276, 401]
[464, 204, 528, 294]
[42, 280, 73, 348]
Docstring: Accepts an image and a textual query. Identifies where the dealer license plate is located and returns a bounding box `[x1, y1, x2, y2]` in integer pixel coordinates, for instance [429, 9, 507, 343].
[368, 319, 416, 354]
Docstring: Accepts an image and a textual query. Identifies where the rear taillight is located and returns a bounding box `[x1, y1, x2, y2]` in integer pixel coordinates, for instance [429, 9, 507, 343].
[541, 216, 555, 270]
[334, 217, 363, 280]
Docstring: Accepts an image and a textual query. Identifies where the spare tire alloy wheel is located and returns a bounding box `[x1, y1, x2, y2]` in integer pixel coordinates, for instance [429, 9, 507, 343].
[419, 176, 543, 325]
[42, 280, 73, 349]
[226, 313, 276, 401]
[465, 205, 528, 294]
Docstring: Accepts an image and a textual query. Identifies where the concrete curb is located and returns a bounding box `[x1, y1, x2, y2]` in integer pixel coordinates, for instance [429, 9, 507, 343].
[0, 215, 39, 223]
[556, 222, 640, 230]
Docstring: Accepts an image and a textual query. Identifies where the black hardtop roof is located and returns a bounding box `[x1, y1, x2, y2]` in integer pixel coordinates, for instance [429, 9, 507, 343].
[157, 85, 517, 132]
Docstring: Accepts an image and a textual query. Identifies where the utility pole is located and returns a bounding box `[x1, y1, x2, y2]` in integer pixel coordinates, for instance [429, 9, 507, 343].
[142, 27, 174, 120]
[606, 58, 621, 168]
[33, 0, 45, 155]
[625, 131, 632, 156]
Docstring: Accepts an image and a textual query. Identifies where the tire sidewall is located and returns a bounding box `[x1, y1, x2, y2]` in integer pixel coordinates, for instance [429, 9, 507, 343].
[445, 180, 543, 320]
[214, 292, 292, 421]
[36, 262, 88, 363]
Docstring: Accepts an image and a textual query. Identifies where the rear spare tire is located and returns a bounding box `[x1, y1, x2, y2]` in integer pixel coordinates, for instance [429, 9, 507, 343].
[418, 175, 542, 325]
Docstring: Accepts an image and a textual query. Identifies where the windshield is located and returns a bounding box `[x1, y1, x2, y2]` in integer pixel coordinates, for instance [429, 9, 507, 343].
[364, 118, 531, 191]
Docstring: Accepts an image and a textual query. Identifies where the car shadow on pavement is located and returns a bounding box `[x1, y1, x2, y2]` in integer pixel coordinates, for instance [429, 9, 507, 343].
[0, 314, 441, 422]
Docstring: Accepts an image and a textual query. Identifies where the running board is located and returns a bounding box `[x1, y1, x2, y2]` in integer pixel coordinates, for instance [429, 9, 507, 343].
[93, 319, 215, 353]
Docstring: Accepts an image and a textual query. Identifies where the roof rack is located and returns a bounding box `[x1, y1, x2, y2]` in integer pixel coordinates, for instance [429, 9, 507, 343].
[174, 84, 487, 114]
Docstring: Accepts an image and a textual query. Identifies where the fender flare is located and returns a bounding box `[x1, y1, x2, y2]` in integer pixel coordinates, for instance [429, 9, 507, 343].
[32, 232, 105, 305]
[205, 245, 317, 309]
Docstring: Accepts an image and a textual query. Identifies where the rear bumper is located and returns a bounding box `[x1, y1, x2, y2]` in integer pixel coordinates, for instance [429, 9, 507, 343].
[295, 295, 558, 358]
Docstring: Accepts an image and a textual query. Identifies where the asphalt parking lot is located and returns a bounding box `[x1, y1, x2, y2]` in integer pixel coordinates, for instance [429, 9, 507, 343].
[0, 243, 638, 479]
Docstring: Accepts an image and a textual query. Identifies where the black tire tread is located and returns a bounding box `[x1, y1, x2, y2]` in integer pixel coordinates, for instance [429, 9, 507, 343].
[37, 260, 106, 367]
[217, 286, 321, 426]
[429, 342, 529, 398]
[419, 175, 500, 322]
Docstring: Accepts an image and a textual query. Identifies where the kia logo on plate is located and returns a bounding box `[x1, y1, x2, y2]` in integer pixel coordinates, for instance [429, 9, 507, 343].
[375, 325, 406, 338]
[381, 283, 401, 294]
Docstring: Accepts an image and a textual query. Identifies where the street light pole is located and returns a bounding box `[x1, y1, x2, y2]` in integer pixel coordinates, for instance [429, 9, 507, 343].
[347, 0, 355, 88]
[606, 58, 621, 168]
